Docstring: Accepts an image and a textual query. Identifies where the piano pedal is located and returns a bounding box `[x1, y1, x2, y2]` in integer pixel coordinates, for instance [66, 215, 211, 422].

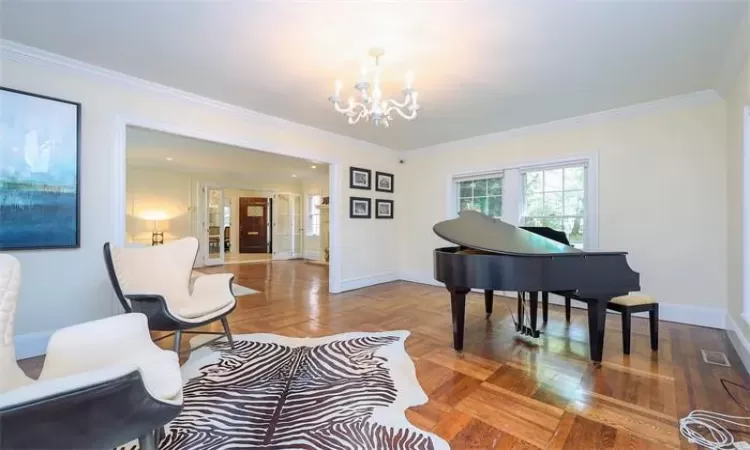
[519, 326, 542, 338]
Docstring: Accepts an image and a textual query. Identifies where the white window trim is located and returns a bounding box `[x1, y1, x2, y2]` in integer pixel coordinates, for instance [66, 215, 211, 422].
[741, 106, 750, 326]
[305, 194, 322, 237]
[446, 152, 599, 249]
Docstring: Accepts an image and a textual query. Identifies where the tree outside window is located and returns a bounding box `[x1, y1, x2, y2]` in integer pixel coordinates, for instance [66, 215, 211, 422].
[457, 176, 503, 218]
[522, 165, 585, 247]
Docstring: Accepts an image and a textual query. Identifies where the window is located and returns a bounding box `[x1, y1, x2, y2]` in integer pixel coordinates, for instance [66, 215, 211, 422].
[223, 205, 231, 227]
[306, 194, 322, 236]
[521, 164, 586, 247]
[456, 175, 503, 218]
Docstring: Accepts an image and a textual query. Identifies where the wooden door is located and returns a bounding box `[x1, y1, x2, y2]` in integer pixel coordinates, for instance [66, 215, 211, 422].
[239, 197, 268, 253]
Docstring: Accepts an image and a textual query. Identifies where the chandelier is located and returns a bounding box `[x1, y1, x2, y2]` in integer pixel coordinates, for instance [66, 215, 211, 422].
[328, 48, 420, 128]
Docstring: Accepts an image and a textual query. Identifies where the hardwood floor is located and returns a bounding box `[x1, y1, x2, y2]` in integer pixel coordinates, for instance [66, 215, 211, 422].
[19, 260, 750, 449]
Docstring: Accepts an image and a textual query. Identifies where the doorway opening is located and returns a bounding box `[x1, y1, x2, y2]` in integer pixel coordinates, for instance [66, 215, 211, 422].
[124, 126, 330, 268]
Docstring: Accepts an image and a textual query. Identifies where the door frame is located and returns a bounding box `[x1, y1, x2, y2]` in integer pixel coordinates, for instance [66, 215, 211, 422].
[271, 192, 303, 260]
[114, 115, 343, 295]
[238, 196, 270, 254]
[200, 183, 226, 266]
[201, 186, 274, 265]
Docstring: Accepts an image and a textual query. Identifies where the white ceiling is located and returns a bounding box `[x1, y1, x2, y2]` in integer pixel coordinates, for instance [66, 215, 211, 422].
[2, 1, 747, 150]
[126, 126, 327, 180]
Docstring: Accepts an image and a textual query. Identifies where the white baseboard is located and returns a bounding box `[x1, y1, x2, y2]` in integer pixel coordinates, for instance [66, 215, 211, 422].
[340, 272, 399, 292]
[398, 271, 727, 329]
[304, 250, 321, 260]
[399, 272, 443, 288]
[727, 313, 750, 374]
[15, 330, 53, 359]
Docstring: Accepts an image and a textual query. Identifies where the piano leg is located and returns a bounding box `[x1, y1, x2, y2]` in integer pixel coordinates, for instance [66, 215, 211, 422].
[587, 300, 608, 364]
[484, 290, 493, 319]
[449, 287, 470, 352]
[529, 292, 540, 338]
[565, 296, 571, 322]
[516, 292, 524, 332]
[542, 292, 549, 323]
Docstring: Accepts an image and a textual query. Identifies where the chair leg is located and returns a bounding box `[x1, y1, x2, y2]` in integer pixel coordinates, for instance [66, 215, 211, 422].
[565, 296, 571, 322]
[621, 310, 631, 355]
[138, 431, 157, 450]
[156, 426, 166, 443]
[221, 317, 235, 349]
[649, 304, 659, 351]
[173, 329, 182, 354]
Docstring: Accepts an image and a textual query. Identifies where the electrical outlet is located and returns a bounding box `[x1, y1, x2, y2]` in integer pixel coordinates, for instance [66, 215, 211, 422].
[735, 441, 750, 449]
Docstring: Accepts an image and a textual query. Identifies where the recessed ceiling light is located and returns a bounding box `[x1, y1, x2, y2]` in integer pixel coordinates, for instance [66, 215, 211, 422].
[292, 174, 297, 177]
[165, 157, 173, 161]
[311, 165, 317, 169]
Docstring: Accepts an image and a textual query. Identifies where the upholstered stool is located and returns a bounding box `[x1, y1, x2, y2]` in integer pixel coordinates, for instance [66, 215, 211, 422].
[607, 294, 658, 355]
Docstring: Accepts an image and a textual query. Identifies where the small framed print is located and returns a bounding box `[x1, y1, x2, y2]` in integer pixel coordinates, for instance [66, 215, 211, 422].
[375, 199, 394, 219]
[349, 167, 372, 190]
[375, 171, 394, 193]
[350, 197, 371, 218]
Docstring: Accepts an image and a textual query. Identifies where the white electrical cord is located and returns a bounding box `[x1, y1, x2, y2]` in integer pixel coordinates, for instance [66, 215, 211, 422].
[679, 409, 750, 449]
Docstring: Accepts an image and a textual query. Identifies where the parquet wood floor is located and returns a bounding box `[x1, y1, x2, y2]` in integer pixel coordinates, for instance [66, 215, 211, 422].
[19, 261, 750, 449]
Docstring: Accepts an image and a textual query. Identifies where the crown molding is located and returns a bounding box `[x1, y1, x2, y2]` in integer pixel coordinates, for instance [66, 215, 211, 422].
[0, 39, 727, 158]
[0, 39, 397, 155]
[404, 89, 723, 157]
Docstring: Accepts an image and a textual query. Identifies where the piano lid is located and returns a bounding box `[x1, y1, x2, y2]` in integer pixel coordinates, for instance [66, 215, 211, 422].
[433, 210, 584, 256]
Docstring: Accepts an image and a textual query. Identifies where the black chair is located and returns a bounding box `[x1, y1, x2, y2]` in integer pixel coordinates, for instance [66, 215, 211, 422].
[0, 254, 182, 450]
[103, 237, 237, 356]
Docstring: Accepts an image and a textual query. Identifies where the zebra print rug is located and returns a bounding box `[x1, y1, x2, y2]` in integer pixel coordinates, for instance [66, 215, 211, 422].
[121, 331, 449, 450]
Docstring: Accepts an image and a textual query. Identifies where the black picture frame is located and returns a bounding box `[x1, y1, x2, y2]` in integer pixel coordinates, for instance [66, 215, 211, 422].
[375, 171, 394, 193]
[349, 166, 372, 190]
[0, 87, 81, 251]
[375, 199, 394, 219]
[349, 197, 371, 218]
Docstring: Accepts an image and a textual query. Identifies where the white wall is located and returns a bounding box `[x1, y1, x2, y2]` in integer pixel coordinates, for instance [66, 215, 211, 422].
[126, 166, 194, 244]
[1, 42, 402, 354]
[400, 93, 728, 326]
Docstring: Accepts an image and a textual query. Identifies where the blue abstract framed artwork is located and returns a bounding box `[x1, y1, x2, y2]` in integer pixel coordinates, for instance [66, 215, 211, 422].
[0, 87, 81, 250]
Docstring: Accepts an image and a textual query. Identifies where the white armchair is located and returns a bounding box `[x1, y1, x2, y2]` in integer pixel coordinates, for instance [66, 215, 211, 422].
[103, 237, 237, 356]
[0, 254, 182, 450]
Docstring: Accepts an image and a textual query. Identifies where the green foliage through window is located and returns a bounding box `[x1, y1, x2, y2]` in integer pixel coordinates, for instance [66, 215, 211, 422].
[522, 165, 585, 247]
[457, 176, 503, 218]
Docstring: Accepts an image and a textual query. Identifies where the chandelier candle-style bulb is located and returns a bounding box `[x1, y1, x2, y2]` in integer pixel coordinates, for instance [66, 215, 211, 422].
[405, 71, 414, 89]
[328, 48, 420, 128]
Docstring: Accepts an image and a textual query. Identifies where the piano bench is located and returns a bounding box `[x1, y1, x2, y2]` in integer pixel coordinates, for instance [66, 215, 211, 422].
[607, 295, 658, 355]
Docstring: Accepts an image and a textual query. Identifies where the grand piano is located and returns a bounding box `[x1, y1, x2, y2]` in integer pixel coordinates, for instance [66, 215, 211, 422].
[433, 210, 640, 363]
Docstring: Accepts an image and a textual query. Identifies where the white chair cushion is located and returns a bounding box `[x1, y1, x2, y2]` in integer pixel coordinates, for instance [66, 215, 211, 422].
[172, 295, 234, 319]
[0, 255, 33, 393]
[110, 239, 236, 322]
[39, 314, 183, 405]
[610, 294, 655, 306]
[110, 238, 197, 310]
[135, 349, 183, 403]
